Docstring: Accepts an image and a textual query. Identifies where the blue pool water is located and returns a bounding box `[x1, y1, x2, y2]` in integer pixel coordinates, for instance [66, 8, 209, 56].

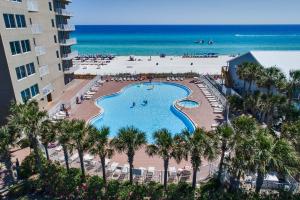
[178, 100, 199, 108]
[72, 25, 300, 55]
[91, 82, 195, 141]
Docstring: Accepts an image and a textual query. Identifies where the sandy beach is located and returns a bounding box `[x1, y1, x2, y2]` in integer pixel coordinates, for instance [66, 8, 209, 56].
[74, 55, 232, 75]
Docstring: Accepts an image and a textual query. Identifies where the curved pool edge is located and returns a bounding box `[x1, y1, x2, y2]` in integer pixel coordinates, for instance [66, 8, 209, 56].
[88, 81, 197, 133]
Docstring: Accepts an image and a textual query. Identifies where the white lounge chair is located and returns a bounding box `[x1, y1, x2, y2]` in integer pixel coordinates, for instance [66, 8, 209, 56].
[145, 167, 155, 183]
[70, 153, 79, 162]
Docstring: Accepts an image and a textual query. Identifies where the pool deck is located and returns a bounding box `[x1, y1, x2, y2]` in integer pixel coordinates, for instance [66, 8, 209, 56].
[68, 78, 223, 171]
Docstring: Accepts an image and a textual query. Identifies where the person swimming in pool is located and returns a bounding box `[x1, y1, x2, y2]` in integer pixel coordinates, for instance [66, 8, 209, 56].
[131, 102, 136, 108]
[142, 100, 148, 106]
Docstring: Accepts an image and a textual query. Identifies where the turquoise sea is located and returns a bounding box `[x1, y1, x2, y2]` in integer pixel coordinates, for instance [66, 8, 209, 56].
[72, 25, 300, 56]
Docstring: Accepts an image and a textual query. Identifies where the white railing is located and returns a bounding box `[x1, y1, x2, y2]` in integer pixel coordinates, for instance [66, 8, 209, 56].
[42, 84, 54, 96]
[27, 0, 38, 12]
[39, 65, 49, 77]
[57, 24, 75, 31]
[31, 24, 43, 34]
[62, 51, 78, 60]
[70, 76, 101, 110]
[55, 8, 73, 17]
[35, 46, 46, 56]
[60, 38, 77, 46]
[200, 75, 227, 107]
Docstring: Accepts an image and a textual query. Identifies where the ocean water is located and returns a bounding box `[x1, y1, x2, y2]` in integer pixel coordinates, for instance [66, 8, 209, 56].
[72, 25, 300, 56]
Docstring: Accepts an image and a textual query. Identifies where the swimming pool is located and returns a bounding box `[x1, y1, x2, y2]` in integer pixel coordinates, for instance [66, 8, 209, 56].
[178, 100, 200, 108]
[91, 82, 195, 141]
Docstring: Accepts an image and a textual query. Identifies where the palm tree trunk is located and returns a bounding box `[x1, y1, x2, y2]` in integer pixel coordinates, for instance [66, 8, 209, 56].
[2, 151, 15, 184]
[128, 155, 134, 184]
[163, 159, 169, 191]
[248, 80, 252, 93]
[62, 146, 69, 172]
[100, 156, 107, 186]
[78, 148, 85, 180]
[31, 135, 43, 177]
[255, 171, 264, 193]
[217, 147, 226, 182]
[192, 165, 198, 189]
[43, 144, 50, 161]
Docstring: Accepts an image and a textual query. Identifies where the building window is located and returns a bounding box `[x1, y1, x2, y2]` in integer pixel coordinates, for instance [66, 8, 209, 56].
[48, 2, 52, 11]
[58, 63, 61, 71]
[10, 41, 21, 55]
[54, 35, 57, 43]
[16, 65, 27, 80]
[21, 40, 31, 53]
[51, 19, 55, 27]
[21, 88, 31, 103]
[26, 63, 35, 75]
[15, 15, 26, 28]
[3, 14, 16, 28]
[30, 84, 39, 97]
[11, 0, 22, 2]
[56, 50, 59, 58]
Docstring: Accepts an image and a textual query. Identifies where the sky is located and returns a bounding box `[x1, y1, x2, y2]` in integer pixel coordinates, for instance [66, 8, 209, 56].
[69, 0, 300, 25]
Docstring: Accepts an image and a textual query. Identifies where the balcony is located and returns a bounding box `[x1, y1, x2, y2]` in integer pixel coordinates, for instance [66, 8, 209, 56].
[27, 0, 38, 12]
[57, 24, 75, 32]
[35, 46, 46, 56]
[39, 65, 49, 77]
[62, 51, 78, 61]
[61, 0, 72, 4]
[31, 24, 43, 34]
[63, 65, 79, 74]
[55, 9, 73, 17]
[42, 84, 54, 96]
[60, 38, 77, 46]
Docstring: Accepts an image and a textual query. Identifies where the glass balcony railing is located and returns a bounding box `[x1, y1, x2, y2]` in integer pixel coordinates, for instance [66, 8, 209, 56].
[57, 24, 75, 31]
[62, 51, 78, 60]
[42, 84, 54, 96]
[35, 46, 46, 56]
[27, 0, 39, 12]
[63, 65, 80, 74]
[31, 24, 43, 34]
[55, 9, 73, 17]
[60, 38, 77, 46]
[39, 65, 49, 77]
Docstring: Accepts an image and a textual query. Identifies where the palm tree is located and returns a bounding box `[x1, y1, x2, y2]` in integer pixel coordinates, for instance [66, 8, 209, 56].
[214, 124, 234, 182]
[8, 100, 48, 176]
[253, 128, 299, 193]
[281, 120, 300, 152]
[256, 94, 287, 126]
[257, 67, 286, 94]
[40, 120, 55, 161]
[237, 62, 250, 94]
[0, 126, 17, 184]
[286, 70, 300, 103]
[110, 126, 146, 184]
[86, 126, 114, 186]
[69, 119, 89, 180]
[56, 120, 72, 172]
[229, 116, 258, 190]
[178, 128, 218, 189]
[146, 129, 176, 191]
[244, 63, 264, 93]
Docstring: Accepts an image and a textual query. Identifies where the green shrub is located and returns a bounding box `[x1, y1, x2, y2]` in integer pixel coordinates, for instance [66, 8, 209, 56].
[85, 176, 105, 200]
[167, 182, 194, 200]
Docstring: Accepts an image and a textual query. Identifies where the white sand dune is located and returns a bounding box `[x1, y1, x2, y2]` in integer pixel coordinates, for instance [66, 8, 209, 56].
[74, 55, 232, 75]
